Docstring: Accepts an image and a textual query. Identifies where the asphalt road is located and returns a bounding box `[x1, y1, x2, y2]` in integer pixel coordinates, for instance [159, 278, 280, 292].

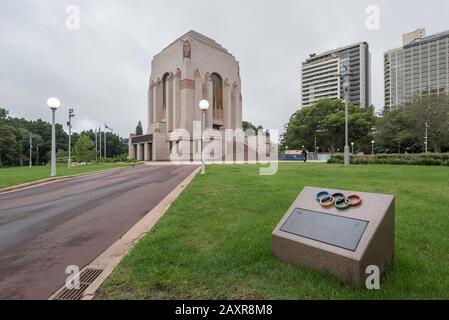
[0, 164, 198, 299]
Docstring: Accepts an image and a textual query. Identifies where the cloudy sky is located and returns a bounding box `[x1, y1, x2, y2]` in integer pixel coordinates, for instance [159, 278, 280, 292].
[1, 0, 448, 137]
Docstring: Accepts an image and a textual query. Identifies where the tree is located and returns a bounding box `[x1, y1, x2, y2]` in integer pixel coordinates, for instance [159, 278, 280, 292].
[135, 121, 143, 135]
[104, 131, 128, 157]
[376, 95, 449, 153]
[407, 95, 449, 153]
[242, 121, 257, 134]
[6, 114, 69, 165]
[281, 99, 376, 153]
[0, 108, 7, 123]
[242, 121, 269, 136]
[0, 126, 17, 167]
[376, 109, 417, 153]
[31, 133, 44, 165]
[73, 135, 95, 163]
[16, 127, 30, 166]
[0, 109, 17, 167]
[56, 149, 68, 164]
[72, 129, 127, 159]
[0, 107, 129, 166]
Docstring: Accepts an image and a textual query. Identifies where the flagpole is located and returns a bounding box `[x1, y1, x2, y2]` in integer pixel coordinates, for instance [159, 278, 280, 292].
[104, 126, 107, 158]
[99, 126, 102, 159]
[95, 128, 98, 161]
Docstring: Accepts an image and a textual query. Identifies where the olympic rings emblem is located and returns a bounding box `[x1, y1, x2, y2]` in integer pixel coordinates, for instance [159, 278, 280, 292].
[316, 191, 362, 210]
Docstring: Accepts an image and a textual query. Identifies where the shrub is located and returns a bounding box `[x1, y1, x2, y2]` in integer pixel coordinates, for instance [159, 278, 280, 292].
[98, 154, 139, 164]
[327, 153, 449, 166]
[56, 149, 69, 164]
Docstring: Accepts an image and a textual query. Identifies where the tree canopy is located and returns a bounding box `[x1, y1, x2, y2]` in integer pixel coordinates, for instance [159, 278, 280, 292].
[376, 95, 449, 153]
[73, 135, 95, 163]
[281, 96, 449, 154]
[281, 99, 376, 153]
[0, 107, 129, 167]
[242, 121, 269, 136]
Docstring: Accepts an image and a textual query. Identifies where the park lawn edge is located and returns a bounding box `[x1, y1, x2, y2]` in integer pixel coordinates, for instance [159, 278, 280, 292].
[98, 163, 449, 300]
[0, 162, 142, 190]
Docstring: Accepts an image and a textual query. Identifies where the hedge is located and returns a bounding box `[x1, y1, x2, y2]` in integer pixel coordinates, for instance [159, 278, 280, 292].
[327, 153, 449, 166]
[99, 154, 139, 163]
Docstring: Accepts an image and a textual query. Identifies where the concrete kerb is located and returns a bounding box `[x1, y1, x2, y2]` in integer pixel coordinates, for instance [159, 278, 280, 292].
[49, 165, 201, 300]
[0, 163, 143, 195]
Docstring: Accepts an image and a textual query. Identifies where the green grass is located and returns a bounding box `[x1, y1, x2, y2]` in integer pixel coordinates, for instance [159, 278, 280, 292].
[99, 163, 449, 299]
[0, 162, 137, 189]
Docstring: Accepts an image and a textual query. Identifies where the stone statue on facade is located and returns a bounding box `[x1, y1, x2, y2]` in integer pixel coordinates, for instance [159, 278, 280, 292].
[183, 40, 191, 59]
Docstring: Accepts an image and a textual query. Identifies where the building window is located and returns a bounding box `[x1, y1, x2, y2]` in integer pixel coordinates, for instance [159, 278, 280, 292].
[211, 73, 223, 110]
[162, 72, 169, 110]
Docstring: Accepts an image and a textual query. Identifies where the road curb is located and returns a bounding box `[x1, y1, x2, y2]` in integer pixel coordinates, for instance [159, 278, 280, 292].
[0, 163, 143, 195]
[49, 166, 201, 300]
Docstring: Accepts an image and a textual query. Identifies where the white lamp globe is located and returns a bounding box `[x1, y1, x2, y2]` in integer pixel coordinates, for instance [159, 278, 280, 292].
[47, 97, 61, 110]
[199, 99, 209, 110]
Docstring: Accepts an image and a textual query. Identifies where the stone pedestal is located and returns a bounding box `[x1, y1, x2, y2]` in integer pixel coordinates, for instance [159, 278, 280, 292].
[272, 186, 395, 285]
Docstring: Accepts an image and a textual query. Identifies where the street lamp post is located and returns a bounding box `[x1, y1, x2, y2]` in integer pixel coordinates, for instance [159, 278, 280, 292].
[424, 120, 429, 154]
[314, 127, 325, 161]
[104, 126, 107, 158]
[371, 140, 375, 156]
[343, 74, 350, 166]
[351, 142, 354, 155]
[67, 109, 75, 168]
[99, 126, 102, 159]
[199, 99, 210, 174]
[29, 132, 32, 168]
[95, 128, 98, 161]
[47, 97, 61, 177]
[335, 65, 351, 165]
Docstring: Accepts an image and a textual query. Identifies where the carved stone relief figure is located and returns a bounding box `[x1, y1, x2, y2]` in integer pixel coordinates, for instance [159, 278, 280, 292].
[183, 40, 191, 59]
[194, 68, 201, 78]
[175, 68, 181, 78]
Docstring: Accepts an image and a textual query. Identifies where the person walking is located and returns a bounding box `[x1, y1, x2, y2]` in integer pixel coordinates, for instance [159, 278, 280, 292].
[302, 148, 308, 163]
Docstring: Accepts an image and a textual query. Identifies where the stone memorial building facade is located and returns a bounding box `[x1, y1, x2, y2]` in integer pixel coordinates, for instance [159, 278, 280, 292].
[129, 30, 243, 161]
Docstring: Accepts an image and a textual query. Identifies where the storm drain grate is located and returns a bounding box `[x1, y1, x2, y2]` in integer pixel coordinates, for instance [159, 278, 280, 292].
[79, 268, 103, 284]
[53, 268, 103, 300]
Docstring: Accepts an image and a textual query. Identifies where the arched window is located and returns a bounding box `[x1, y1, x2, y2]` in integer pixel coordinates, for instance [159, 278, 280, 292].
[162, 72, 169, 110]
[211, 73, 223, 110]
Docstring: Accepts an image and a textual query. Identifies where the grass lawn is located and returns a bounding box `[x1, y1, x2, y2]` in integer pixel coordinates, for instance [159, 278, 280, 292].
[99, 163, 449, 299]
[0, 162, 137, 189]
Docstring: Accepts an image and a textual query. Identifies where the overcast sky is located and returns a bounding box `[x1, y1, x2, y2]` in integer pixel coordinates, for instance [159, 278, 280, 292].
[1, 0, 448, 137]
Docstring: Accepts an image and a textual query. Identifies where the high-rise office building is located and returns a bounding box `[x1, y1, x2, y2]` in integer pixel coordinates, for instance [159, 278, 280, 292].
[384, 28, 449, 109]
[301, 42, 371, 108]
